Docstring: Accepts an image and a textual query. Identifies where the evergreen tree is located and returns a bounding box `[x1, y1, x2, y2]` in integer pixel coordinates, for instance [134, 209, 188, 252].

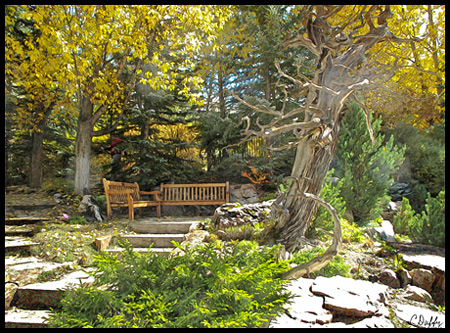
[335, 101, 406, 224]
[411, 190, 445, 248]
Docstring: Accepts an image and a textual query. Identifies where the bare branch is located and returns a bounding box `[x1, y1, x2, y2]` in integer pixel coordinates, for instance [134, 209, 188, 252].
[275, 61, 341, 97]
[267, 117, 322, 137]
[347, 78, 370, 90]
[377, 85, 439, 103]
[229, 91, 281, 117]
[279, 22, 322, 57]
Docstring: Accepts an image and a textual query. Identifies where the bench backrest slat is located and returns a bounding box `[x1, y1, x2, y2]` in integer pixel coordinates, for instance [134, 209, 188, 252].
[160, 183, 229, 203]
[103, 179, 141, 204]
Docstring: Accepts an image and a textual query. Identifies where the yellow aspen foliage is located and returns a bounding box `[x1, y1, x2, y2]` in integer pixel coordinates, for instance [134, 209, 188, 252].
[326, 5, 444, 128]
[6, 5, 232, 194]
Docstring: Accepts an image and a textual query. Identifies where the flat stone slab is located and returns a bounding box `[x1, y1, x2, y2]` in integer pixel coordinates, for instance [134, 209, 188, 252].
[319, 315, 395, 328]
[12, 270, 95, 309]
[322, 291, 379, 318]
[5, 225, 36, 236]
[402, 254, 445, 273]
[5, 256, 73, 272]
[5, 236, 40, 250]
[289, 294, 333, 324]
[311, 275, 389, 303]
[5, 256, 40, 266]
[129, 221, 197, 234]
[105, 247, 173, 258]
[5, 217, 51, 225]
[120, 234, 185, 248]
[5, 309, 51, 328]
[310, 276, 389, 318]
[285, 278, 315, 297]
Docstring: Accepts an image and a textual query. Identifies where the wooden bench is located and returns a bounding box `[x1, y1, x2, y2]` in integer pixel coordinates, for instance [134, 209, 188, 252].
[102, 178, 161, 221]
[103, 178, 229, 220]
[159, 182, 230, 209]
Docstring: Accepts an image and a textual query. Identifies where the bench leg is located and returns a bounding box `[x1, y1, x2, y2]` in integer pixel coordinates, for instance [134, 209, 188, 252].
[127, 193, 134, 221]
[157, 204, 161, 218]
[128, 206, 134, 220]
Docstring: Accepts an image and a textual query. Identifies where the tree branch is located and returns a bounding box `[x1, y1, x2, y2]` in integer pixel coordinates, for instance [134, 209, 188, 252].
[275, 61, 341, 97]
[281, 176, 342, 280]
[229, 91, 282, 117]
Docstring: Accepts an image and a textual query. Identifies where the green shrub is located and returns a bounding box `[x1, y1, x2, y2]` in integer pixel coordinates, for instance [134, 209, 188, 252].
[47, 240, 292, 328]
[410, 191, 445, 248]
[221, 223, 265, 242]
[341, 218, 369, 244]
[388, 122, 445, 199]
[392, 197, 418, 235]
[67, 215, 88, 225]
[335, 102, 405, 224]
[393, 191, 445, 248]
[94, 195, 107, 213]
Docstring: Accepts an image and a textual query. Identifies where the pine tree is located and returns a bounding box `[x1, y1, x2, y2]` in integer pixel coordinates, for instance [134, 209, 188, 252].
[412, 191, 445, 247]
[335, 101, 406, 224]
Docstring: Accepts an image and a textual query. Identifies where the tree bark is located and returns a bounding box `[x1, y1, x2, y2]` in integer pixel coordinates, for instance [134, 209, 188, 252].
[275, 117, 342, 252]
[30, 130, 45, 188]
[273, 30, 370, 252]
[74, 96, 94, 195]
[29, 103, 54, 188]
[218, 66, 226, 119]
[263, 58, 272, 102]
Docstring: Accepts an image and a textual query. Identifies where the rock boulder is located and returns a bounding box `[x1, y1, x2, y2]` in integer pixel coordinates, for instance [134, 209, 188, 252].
[229, 184, 259, 205]
[410, 268, 435, 293]
[211, 201, 272, 229]
[377, 269, 401, 289]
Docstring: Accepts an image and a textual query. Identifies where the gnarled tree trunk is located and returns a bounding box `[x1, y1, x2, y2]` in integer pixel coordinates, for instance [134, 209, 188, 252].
[269, 6, 400, 252]
[232, 5, 417, 256]
[275, 116, 342, 252]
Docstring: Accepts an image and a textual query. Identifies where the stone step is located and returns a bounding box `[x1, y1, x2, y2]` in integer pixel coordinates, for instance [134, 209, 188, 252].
[120, 234, 185, 248]
[129, 221, 198, 234]
[11, 270, 95, 310]
[5, 216, 50, 226]
[5, 256, 73, 272]
[5, 225, 36, 237]
[104, 247, 173, 258]
[5, 236, 40, 253]
[5, 309, 52, 328]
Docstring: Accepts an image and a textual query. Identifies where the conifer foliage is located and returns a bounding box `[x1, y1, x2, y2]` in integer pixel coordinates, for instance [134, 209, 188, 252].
[335, 102, 406, 224]
[47, 240, 291, 328]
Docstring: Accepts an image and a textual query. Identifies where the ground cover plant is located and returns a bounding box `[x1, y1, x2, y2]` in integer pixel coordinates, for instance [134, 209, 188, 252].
[46, 239, 292, 328]
[30, 220, 127, 266]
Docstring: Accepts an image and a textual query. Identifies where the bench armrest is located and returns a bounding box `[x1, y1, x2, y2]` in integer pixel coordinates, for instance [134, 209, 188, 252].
[140, 190, 162, 201]
[139, 190, 160, 195]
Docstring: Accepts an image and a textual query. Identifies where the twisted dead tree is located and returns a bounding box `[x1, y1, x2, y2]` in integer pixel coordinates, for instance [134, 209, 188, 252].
[231, 5, 427, 273]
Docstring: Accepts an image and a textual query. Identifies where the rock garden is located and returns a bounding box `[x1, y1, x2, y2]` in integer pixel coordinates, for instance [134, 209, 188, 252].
[5, 185, 445, 328]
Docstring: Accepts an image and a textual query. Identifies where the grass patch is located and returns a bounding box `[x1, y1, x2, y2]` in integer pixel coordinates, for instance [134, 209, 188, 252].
[29, 220, 128, 266]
